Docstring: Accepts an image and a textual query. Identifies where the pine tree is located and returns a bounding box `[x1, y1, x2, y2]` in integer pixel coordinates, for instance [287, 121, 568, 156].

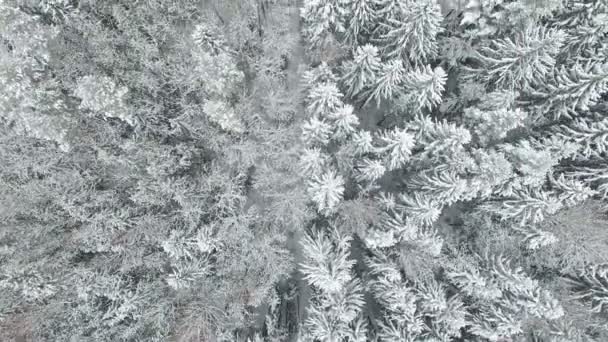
[367, 255, 426, 341]
[203, 100, 244, 133]
[307, 81, 345, 117]
[448, 254, 564, 341]
[340, 44, 381, 98]
[464, 106, 527, 145]
[564, 264, 608, 313]
[550, 173, 596, 208]
[301, 0, 349, 49]
[564, 164, 608, 201]
[558, 117, 608, 158]
[529, 61, 608, 119]
[192, 21, 228, 55]
[561, 17, 608, 58]
[344, 0, 378, 46]
[398, 65, 447, 111]
[308, 169, 346, 214]
[397, 193, 442, 227]
[367, 253, 465, 341]
[328, 104, 360, 141]
[300, 147, 330, 177]
[302, 116, 333, 146]
[375, 0, 443, 64]
[409, 170, 469, 206]
[513, 226, 559, 250]
[302, 62, 340, 93]
[481, 187, 564, 225]
[355, 158, 386, 183]
[411, 115, 472, 161]
[300, 229, 366, 341]
[300, 230, 354, 293]
[502, 140, 557, 188]
[473, 25, 566, 90]
[0, 1, 72, 150]
[375, 127, 415, 171]
[351, 130, 376, 155]
[364, 58, 406, 106]
[468, 148, 516, 198]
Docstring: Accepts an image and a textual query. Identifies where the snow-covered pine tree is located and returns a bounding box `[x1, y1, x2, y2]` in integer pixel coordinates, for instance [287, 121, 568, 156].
[351, 130, 376, 155]
[340, 44, 381, 99]
[300, 229, 367, 341]
[397, 193, 443, 228]
[447, 254, 564, 341]
[564, 264, 608, 314]
[558, 117, 608, 158]
[528, 61, 608, 120]
[307, 169, 346, 215]
[366, 252, 466, 341]
[300, 0, 349, 50]
[355, 158, 386, 183]
[410, 114, 472, 162]
[364, 58, 406, 106]
[375, 127, 416, 171]
[501, 140, 557, 189]
[343, 0, 378, 47]
[480, 187, 564, 225]
[563, 164, 608, 201]
[464, 106, 527, 145]
[409, 170, 470, 207]
[375, 0, 443, 64]
[307, 81, 345, 118]
[300, 147, 330, 177]
[472, 25, 566, 90]
[302, 116, 333, 146]
[554, 0, 608, 58]
[398, 65, 447, 111]
[550, 173, 597, 208]
[513, 226, 559, 250]
[328, 104, 360, 142]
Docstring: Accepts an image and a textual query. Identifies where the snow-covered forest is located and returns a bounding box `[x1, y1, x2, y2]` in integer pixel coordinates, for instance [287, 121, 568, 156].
[1, 0, 608, 341]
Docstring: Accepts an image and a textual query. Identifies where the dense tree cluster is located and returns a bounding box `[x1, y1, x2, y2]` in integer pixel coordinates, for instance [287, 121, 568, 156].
[0, 0, 607, 341]
[297, 0, 608, 341]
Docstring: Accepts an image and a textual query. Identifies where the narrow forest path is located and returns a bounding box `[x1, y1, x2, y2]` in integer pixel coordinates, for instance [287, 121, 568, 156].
[245, 0, 312, 339]
[282, 0, 312, 339]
